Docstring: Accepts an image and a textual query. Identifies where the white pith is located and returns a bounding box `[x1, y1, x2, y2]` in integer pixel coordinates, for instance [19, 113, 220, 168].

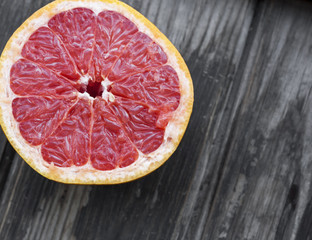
[101, 78, 114, 101]
[0, 0, 193, 184]
[79, 74, 90, 85]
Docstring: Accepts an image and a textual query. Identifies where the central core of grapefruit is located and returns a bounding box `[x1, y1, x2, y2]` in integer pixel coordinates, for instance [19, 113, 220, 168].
[79, 79, 105, 98]
[86, 81, 104, 98]
[9, 7, 181, 171]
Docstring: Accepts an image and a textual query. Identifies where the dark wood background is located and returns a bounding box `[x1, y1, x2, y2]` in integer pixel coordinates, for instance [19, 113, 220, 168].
[1, 0, 312, 239]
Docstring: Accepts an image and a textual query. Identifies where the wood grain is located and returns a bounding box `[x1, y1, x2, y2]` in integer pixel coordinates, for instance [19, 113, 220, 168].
[1, 0, 312, 239]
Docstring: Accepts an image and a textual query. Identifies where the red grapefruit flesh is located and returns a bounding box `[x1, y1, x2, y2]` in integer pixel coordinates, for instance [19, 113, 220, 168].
[0, 0, 193, 184]
[10, 59, 78, 97]
[41, 98, 92, 167]
[91, 98, 139, 170]
[48, 8, 97, 75]
[22, 27, 80, 81]
[11, 7, 180, 170]
[12, 97, 77, 146]
[89, 10, 139, 81]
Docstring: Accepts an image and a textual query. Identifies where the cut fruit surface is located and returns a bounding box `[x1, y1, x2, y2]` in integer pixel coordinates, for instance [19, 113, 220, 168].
[48, 8, 97, 75]
[0, 0, 193, 184]
[110, 97, 165, 154]
[12, 97, 77, 146]
[89, 10, 139, 81]
[110, 65, 181, 112]
[22, 26, 81, 81]
[41, 98, 91, 167]
[91, 98, 139, 170]
[10, 59, 78, 97]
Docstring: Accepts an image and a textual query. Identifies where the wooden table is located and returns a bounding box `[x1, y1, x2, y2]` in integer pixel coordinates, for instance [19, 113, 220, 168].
[1, 0, 312, 239]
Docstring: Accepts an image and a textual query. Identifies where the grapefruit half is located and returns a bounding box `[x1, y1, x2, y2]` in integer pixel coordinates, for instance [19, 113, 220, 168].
[0, 0, 193, 184]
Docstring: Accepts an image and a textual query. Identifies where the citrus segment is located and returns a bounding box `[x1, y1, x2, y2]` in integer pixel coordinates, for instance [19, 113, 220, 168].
[108, 32, 168, 81]
[12, 97, 77, 145]
[21, 26, 80, 80]
[10, 59, 78, 97]
[48, 8, 97, 75]
[41, 98, 91, 167]
[89, 10, 138, 82]
[91, 98, 139, 170]
[110, 65, 180, 112]
[110, 97, 165, 154]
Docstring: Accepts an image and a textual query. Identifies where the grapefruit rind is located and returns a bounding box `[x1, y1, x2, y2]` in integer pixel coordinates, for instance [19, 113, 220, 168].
[0, 0, 193, 184]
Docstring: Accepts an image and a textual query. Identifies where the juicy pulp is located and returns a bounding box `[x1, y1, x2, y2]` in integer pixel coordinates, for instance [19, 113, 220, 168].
[10, 8, 181, 170]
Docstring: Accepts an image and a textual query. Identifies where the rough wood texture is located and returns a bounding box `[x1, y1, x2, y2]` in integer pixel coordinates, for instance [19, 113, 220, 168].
[1, 0, 312, 239]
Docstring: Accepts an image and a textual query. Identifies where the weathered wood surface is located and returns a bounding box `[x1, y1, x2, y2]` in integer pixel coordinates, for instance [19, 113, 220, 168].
[1, 0, 312, 239]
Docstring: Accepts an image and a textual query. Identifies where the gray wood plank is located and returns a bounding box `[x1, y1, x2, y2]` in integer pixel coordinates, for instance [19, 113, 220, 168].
[0, 0, 255, 239]
[198, 1, 312, 239]
[1, 0, 312, 240]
